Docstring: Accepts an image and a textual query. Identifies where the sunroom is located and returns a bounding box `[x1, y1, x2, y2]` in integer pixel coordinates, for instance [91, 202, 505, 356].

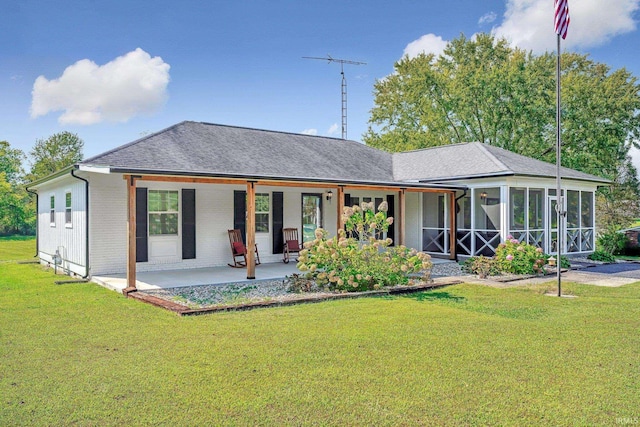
[396, 142, 607, 259]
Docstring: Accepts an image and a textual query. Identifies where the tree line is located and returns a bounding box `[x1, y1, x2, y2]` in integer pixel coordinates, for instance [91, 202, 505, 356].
[2, 35, 639, 236]
[365, 33, 640, 233]
[0, 132, 83, 235]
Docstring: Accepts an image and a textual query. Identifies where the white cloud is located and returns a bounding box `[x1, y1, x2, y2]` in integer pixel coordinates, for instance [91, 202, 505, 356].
[479, 12, 497, 26]
[402, 33, 448, 59]
[31, 48, 170, 125]
[492, 0, 640, 53]
[301, 128, 318, 135]
[327, 123, 339, 136]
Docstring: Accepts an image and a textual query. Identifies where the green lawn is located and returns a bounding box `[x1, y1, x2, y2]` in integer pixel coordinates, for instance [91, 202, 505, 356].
[1, 242, 639, 425]
[0, 235, 36, 262]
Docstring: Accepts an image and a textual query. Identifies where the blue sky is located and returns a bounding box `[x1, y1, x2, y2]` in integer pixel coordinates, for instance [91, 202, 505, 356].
[2, 0, 640, 163]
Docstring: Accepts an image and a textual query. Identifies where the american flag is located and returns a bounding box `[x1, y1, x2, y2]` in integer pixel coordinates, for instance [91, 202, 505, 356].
[554, 0, 570, 39]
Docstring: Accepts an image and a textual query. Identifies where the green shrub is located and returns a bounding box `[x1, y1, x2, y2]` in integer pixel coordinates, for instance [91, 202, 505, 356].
[297, 202, 432, 292]
[597, 229, 628, 255]
[494, 236, 546, 275]
[587, 250, 616, 263]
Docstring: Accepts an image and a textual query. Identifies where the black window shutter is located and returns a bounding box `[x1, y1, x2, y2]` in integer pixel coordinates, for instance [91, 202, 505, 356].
[344, 193, 351, 207]
[135, 188, 148, 262]
[386, 194, 395, 246]
[272, 192, 284, 254]
[233, 190, 247, 242]
[182, 189, 196, 259]
[375, 197, 383, 213]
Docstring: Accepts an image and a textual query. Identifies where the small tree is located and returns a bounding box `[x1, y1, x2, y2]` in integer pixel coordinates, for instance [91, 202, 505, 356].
[28, 131, 84, 180]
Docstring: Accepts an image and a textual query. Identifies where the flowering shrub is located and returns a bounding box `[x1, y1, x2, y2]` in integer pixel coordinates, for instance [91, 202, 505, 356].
[296, 202, 432, 292]
[342, 201, 393, 241]
[494, 236, 546, 275]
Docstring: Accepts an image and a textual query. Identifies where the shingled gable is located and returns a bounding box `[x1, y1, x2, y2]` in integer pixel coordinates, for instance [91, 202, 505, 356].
[392, 141, 609, 184]
[81, 121, 397, 184]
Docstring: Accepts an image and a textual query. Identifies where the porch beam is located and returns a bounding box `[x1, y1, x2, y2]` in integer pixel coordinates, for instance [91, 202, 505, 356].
[398, 189, 406, 246]
[336, 185, 345, 231]
[246, 181, 256, 279]
[449, 191, 457, 260]
[134, 174, 457, 194]
[138, 176, 248, 185]
[125, 175, 138, 293]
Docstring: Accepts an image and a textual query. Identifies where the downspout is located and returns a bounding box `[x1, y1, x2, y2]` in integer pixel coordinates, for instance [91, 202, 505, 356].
[70, 168, 90, 279]
[453, 189, 468, 262]
[25, 186, 38, 258]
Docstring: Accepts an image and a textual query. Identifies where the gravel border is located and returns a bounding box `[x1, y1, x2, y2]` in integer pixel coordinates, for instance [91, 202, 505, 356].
[140, 262, 471, 309]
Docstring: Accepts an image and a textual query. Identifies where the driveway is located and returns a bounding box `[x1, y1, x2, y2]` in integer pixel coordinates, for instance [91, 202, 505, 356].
[578, 262, 640, 279]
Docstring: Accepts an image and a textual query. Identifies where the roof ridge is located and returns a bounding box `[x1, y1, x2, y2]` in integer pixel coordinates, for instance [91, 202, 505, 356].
[392, 141, 472, 156]
[195, 121, 367, 145]
[82, 121, 189, 164]
[473, 142, 511, 172]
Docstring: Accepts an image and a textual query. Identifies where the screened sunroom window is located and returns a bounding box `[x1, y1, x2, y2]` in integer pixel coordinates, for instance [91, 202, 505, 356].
[528, 189, 544, 230]
[148, 190, 179, 235]
[567, 190, 580, 228]
[581, 192, 593, 227]
[510, 188, 525, 230]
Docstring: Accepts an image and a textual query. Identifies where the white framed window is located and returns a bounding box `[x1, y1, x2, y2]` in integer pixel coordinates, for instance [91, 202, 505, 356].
[49, 195, 55, 226]
[148, 190, 179, 235]
[65, 191, 72, 226]
[255, 193, 270, 232]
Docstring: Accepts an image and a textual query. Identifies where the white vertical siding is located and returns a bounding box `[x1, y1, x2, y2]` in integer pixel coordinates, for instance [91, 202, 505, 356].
[36, 175, 87, 276]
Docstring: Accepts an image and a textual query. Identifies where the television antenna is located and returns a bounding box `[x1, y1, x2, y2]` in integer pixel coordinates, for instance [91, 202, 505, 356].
[303, 55, 366, 139]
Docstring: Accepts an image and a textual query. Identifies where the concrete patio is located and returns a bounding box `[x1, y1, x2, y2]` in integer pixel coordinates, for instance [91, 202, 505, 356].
[92, 258, 456, 292]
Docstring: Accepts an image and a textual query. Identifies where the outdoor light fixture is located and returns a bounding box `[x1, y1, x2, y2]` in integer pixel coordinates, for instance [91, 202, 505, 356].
[479, 191, 488, 200]
[326, 190, 333, 203]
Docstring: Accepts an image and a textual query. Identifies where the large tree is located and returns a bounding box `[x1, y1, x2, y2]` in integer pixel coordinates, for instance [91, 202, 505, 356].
[0, 140, 25, 185]
[28, 131, 84, 181]
[0, 141, 33, 235]
[364, 33, 640, 229]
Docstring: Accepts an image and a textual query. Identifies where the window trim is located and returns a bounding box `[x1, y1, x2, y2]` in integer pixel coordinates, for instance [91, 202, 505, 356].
[148, 189, 180, 236]
[49, 194, 56, 227]
[255, 193, 270, 233]
[65, 191, 72, 227]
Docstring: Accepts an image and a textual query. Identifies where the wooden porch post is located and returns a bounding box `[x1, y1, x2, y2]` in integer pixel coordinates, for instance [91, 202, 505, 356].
[398, 188, 406, 246]
[125, 175, 138, 293]
[246, 181, 256, 279]
[336, 185, 345, 232]
[449, 191, 457, 260]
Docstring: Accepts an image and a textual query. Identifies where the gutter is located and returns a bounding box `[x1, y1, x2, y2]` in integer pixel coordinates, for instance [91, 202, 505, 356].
[24, 185, 38, 258]
[70, 168, 90, 279]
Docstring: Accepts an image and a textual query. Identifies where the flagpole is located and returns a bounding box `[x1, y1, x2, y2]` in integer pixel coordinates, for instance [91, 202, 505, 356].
[556, 33, 563, 297]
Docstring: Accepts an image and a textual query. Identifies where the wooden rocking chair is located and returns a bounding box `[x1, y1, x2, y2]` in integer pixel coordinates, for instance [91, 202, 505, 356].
[282, 228, 303, 264]
[227, 229, 261, 268]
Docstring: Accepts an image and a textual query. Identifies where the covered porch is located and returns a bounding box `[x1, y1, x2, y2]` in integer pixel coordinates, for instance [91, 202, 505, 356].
[121, 173, 463, 294]
[94, 258, 457, 292]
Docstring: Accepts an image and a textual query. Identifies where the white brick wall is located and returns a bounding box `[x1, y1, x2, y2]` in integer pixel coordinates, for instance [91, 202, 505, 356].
[88, 177, 342, 274]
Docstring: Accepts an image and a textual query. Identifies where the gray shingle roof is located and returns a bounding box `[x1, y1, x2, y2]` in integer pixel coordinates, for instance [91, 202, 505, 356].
[80, 122, 608, 186]
[393, 142, 609, 184]
[82, 121, 395, 183]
